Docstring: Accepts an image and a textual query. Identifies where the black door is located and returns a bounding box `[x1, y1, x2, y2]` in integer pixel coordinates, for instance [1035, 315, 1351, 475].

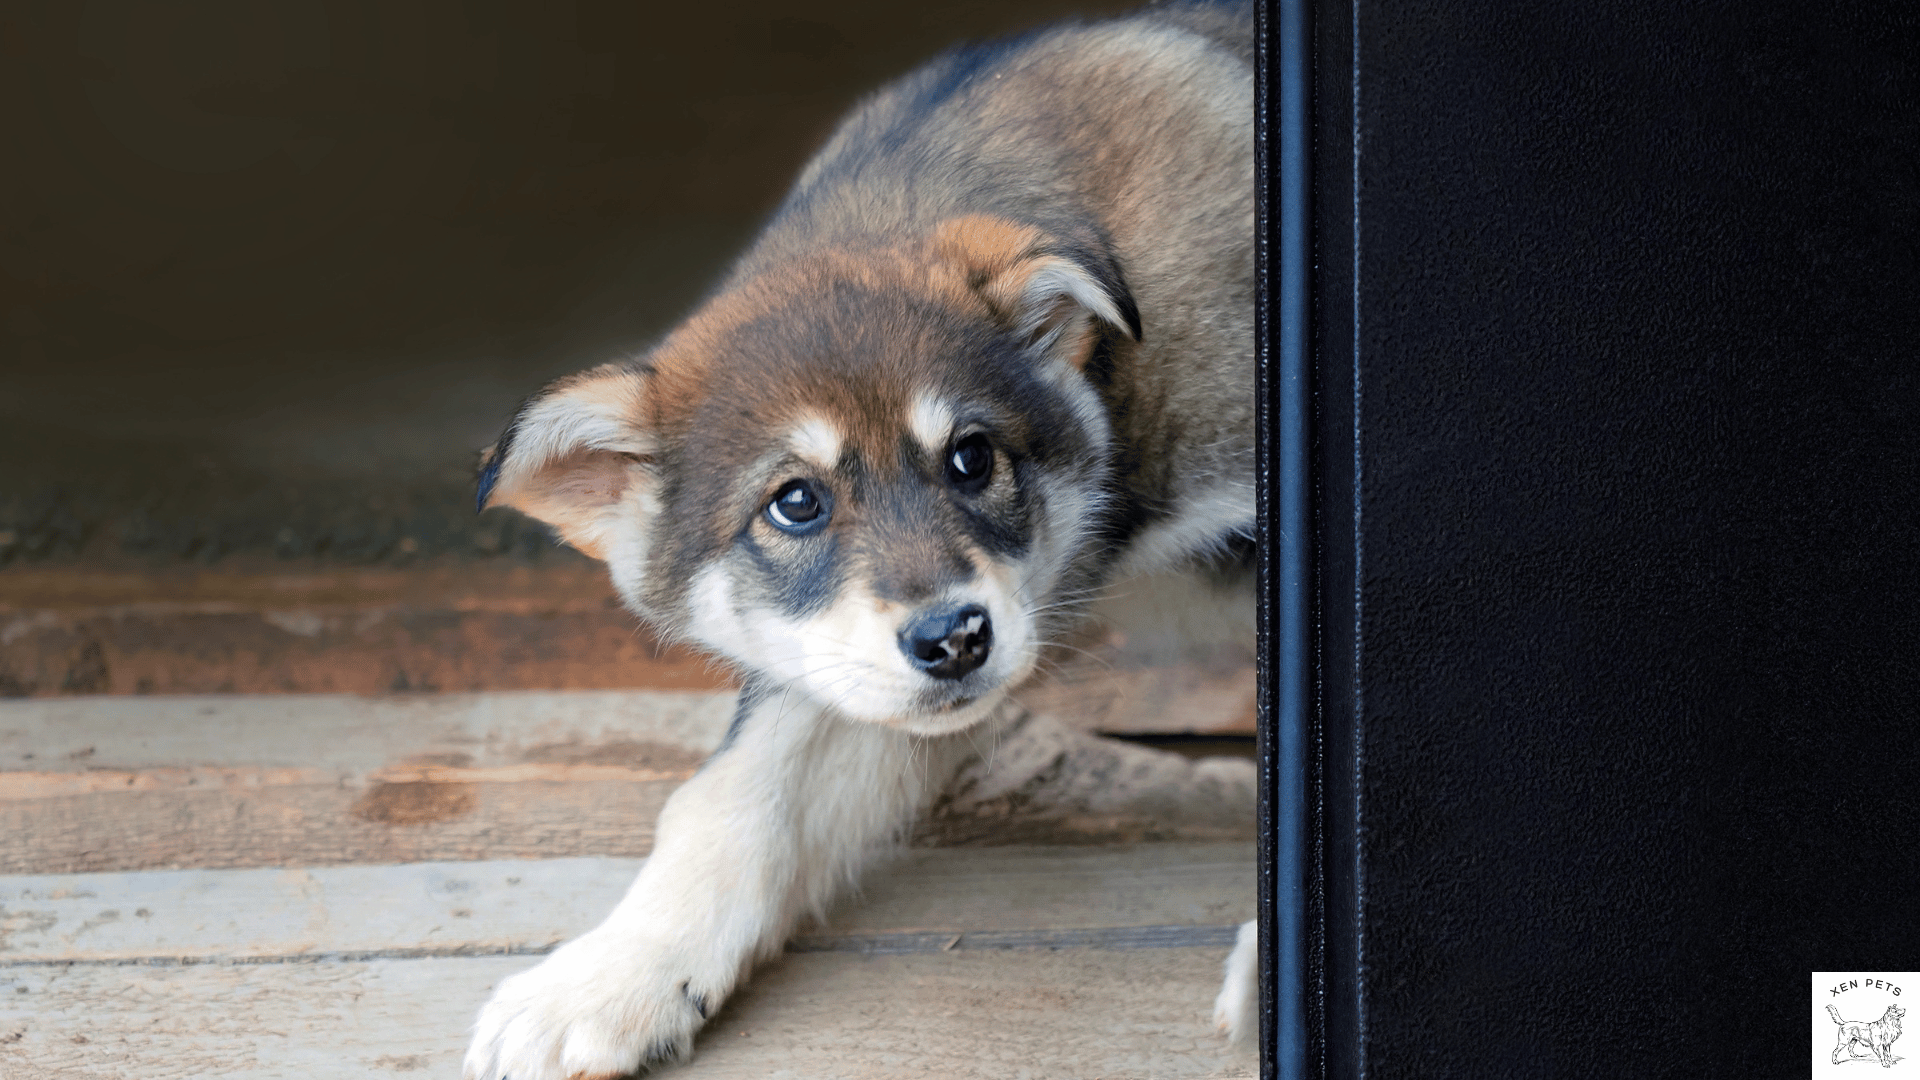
[1262, 1, 1920, 1075]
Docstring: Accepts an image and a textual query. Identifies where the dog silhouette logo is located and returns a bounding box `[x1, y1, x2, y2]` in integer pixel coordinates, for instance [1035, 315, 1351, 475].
[1828, 1003, 1906, 1068]
[1817, 974, 1916, 1074]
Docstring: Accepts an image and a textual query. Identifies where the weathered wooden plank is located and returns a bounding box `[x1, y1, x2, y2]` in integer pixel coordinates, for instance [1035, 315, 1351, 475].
[0, 566, 623, 614]
[1, 694, 1255, 875]
[0, 692, 721, 874]
[0, 779, 676, 876]
[826, 843, 1255, 936]
[0, 858, 640, 963]
[0, 948, 1254, 1079]
[0, 844, 1253, 964]
[0, 565, 1256, 735]
[787, 924, 1243, 954]
[1015, 663, 1256, 737]
[2, 764, 1257, 877]
[0, 606, 731, 699]
[687, 948, 1255, 1079]
[0, 565, 732, 698]
[0, 953, 510, 1080]
[0, 691, 736, 777]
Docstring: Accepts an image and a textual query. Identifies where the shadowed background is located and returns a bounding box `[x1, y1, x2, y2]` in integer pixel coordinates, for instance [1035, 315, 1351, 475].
[0, 0, 1135, 567]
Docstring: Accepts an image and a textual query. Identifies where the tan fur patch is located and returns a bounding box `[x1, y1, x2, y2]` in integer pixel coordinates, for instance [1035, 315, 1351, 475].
[934, 215, 1045, 286]
[932, 215, 1108, 367]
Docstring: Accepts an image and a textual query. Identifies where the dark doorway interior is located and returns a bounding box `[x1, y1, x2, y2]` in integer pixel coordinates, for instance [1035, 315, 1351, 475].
[1, 0, 1135, 569]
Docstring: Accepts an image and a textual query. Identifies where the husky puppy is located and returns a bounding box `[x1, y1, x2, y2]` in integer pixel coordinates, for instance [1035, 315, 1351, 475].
[465, 2, 1255, 1076]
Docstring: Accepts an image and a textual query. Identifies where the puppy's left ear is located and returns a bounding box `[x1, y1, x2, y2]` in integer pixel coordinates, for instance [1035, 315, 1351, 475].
[477, 362, 658, 561]
[936, 215, 1142, 364]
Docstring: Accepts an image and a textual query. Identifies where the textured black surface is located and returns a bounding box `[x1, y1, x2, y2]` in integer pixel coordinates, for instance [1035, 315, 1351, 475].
[1304, 1, 1920, 1075]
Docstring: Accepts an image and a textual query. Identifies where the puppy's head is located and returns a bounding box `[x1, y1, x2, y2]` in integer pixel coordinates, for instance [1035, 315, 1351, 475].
[479, 216, 1136, 734]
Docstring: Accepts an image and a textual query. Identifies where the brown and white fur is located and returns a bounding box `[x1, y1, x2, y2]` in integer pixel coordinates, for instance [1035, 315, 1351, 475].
[465, 3, 1257, 1076]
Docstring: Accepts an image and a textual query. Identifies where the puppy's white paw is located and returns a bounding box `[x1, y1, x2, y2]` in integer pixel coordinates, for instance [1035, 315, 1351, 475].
[1212, 918, 1258, 1044]
[464, 931, 722, 1080]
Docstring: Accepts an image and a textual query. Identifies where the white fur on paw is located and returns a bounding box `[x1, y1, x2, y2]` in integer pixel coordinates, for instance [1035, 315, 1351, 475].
[464, 931, 721, 1080]
[1212, 918, 1258, 1045]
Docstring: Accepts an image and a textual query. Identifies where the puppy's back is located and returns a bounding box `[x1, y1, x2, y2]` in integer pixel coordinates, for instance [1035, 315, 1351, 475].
[756, 0, 1251, 250]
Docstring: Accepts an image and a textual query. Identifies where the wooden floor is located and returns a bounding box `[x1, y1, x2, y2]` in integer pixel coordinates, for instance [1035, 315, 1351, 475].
[0, 692, 1257, 1079]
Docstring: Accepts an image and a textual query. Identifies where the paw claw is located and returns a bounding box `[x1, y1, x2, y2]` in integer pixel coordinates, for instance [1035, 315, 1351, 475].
[680, 980, 708, 1019]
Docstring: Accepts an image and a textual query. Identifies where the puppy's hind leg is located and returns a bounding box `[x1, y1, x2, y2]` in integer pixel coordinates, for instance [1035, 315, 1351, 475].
[464, 685, 969, 1080]
[1212, 919, 1258, 1044]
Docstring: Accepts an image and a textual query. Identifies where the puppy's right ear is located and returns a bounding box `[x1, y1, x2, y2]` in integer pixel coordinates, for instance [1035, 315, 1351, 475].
[477, 362, 656, 562]
[934, 215, 1142, 364]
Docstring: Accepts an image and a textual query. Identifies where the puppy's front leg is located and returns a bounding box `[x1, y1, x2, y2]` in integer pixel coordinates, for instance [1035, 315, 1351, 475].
[464, 686, 966, 1080]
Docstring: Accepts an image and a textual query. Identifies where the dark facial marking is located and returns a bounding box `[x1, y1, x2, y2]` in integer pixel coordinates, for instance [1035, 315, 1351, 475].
[739, 529, 843, 619]
[960, 455, 1032, 560]
[710, 678, 773, 759]
[475, 454, 502, 513]
[475, 412, 521, 513]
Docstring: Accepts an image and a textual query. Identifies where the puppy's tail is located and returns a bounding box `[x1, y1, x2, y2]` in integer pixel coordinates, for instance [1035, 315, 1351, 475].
[1829, 1004, 1847, 1026]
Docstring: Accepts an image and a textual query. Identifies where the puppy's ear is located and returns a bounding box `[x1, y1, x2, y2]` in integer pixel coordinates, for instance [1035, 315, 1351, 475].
[935, 215, 1142, 364]
[477, 362, 657, 561]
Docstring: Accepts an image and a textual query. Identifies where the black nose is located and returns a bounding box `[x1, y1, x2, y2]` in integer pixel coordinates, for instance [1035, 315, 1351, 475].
[899, 604, 992, 680]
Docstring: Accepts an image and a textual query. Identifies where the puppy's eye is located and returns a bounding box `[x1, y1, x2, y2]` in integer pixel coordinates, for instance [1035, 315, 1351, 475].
[946, 433, 994, 491]
[766, 480, 829, 533]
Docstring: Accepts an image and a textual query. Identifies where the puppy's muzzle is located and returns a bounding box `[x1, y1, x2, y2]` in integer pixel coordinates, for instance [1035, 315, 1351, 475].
[899, 603, 992, 680]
